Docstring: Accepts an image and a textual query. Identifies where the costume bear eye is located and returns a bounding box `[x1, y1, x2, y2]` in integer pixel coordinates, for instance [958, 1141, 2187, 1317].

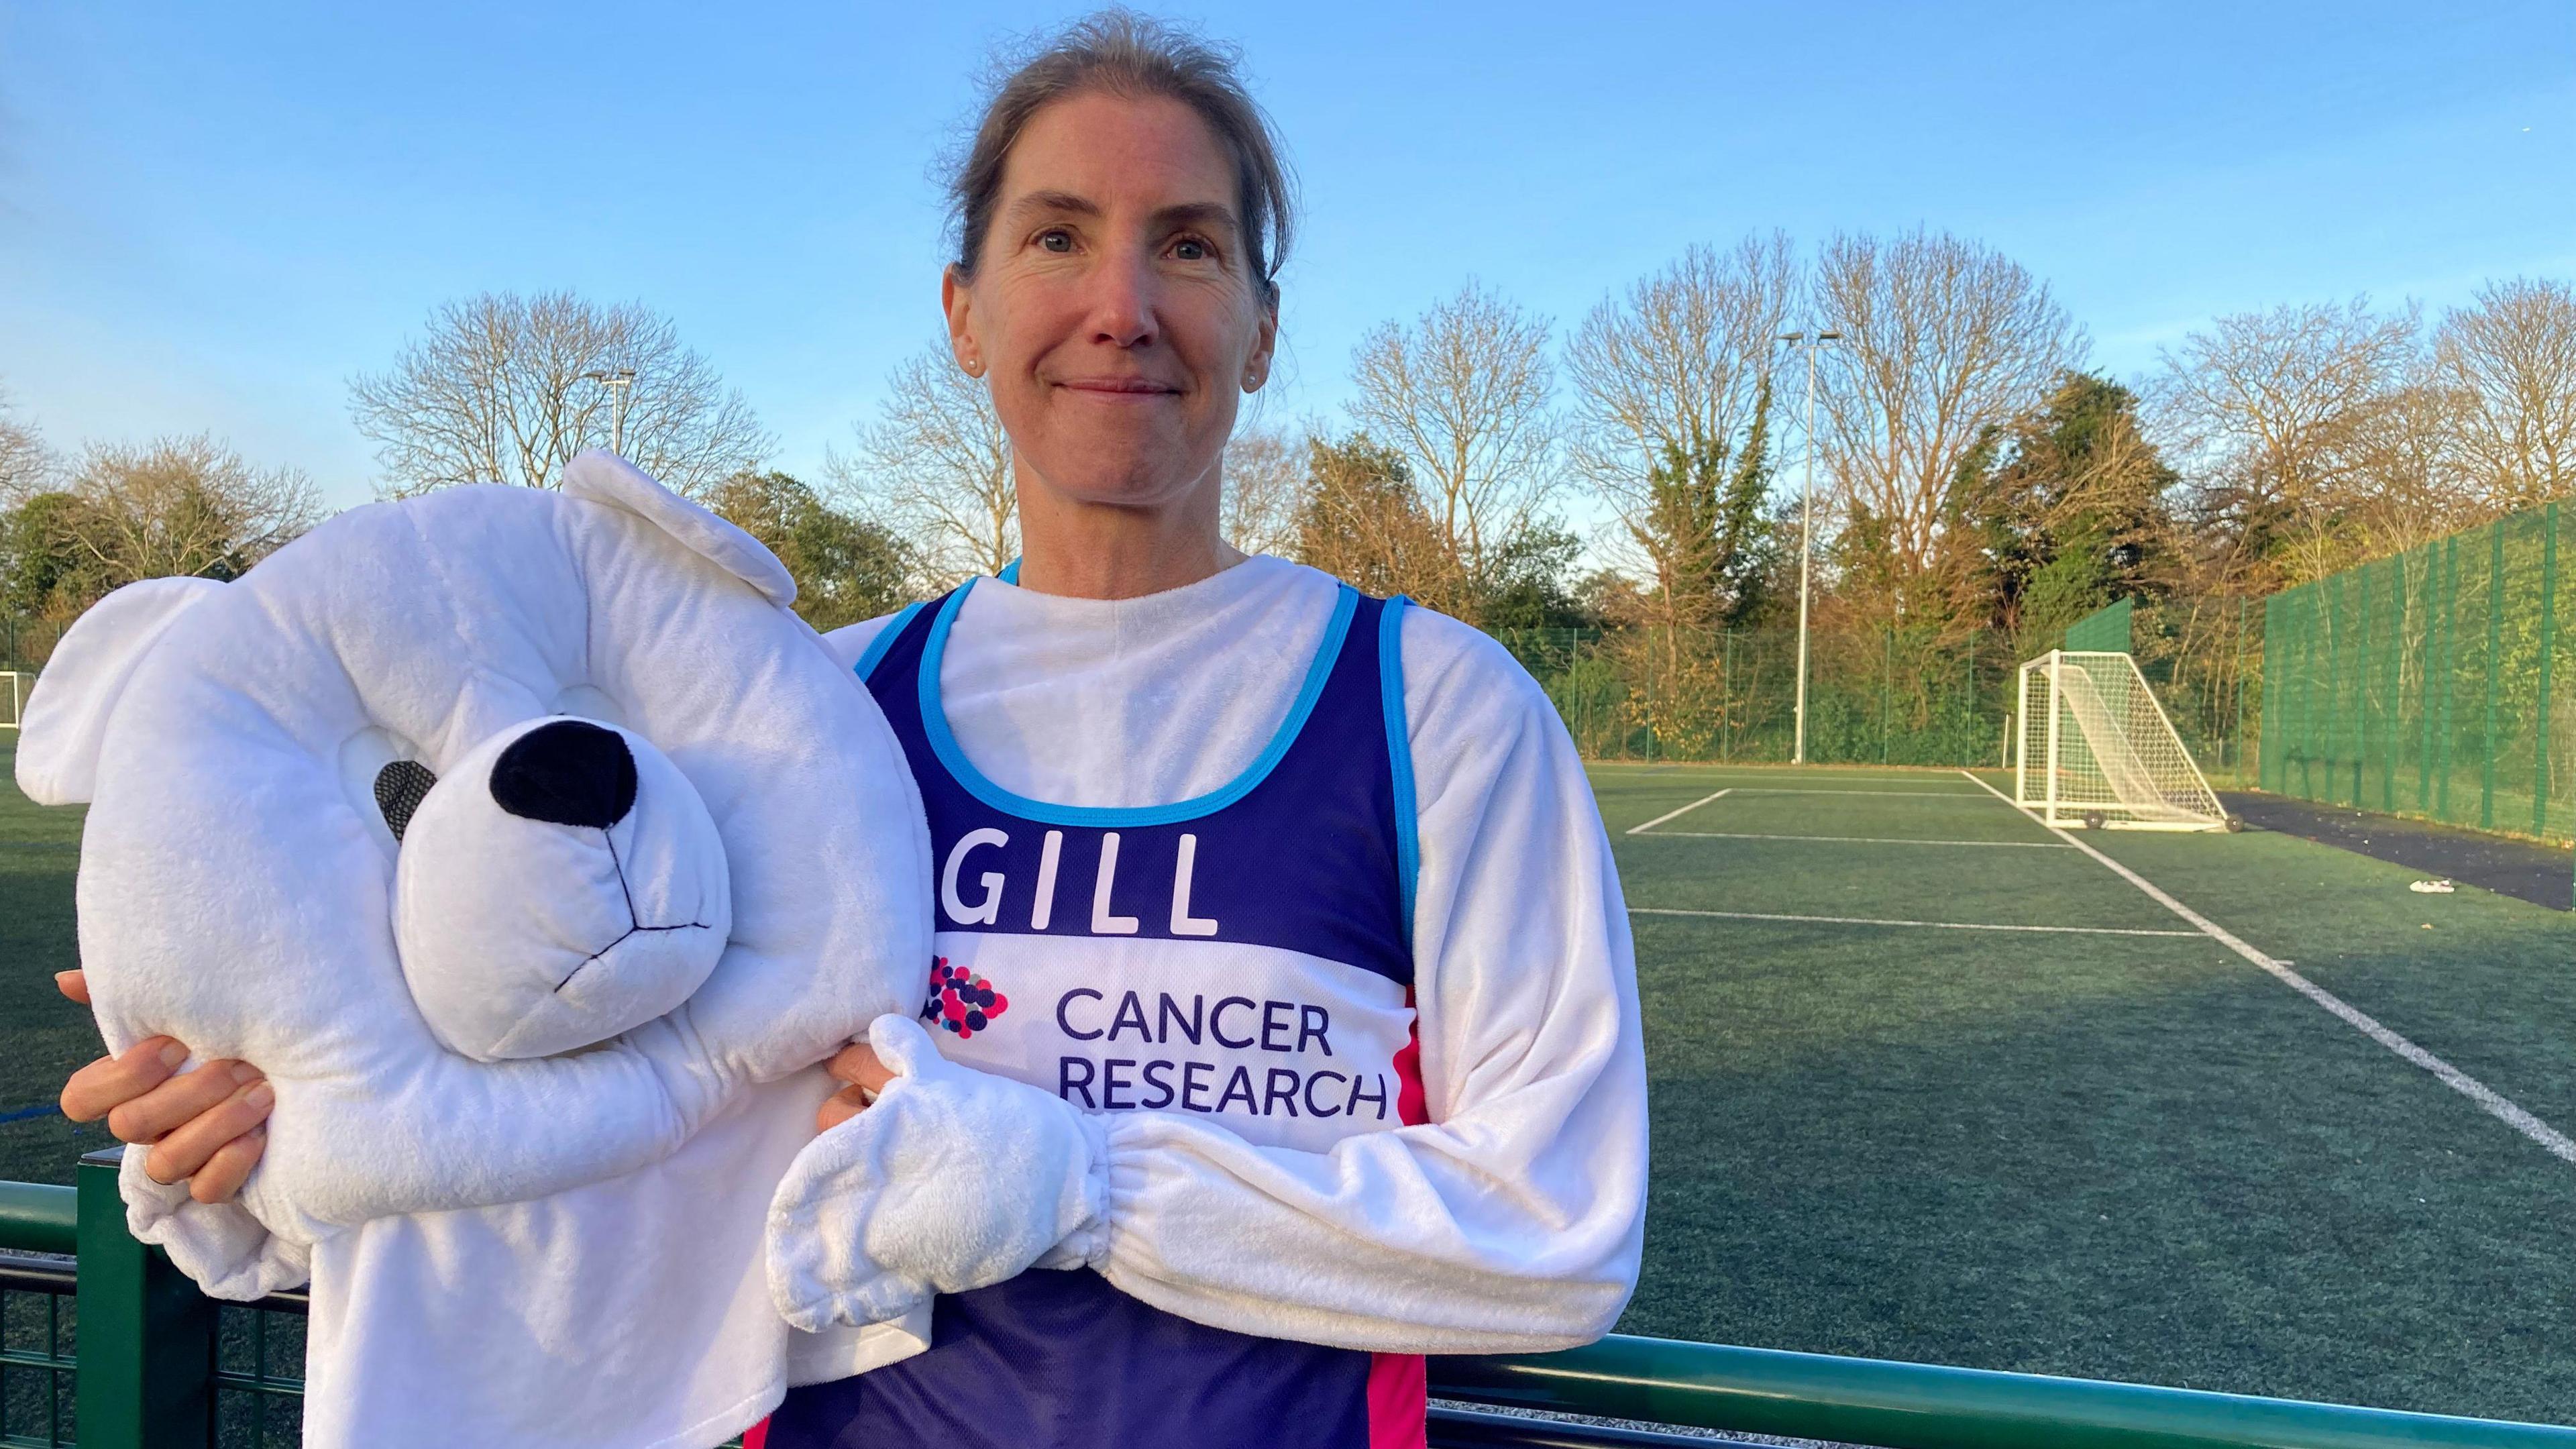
[374, 759, 438, 843]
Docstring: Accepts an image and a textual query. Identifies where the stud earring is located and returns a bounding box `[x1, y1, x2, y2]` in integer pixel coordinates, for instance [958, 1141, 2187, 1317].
[961, 355, 983, 378]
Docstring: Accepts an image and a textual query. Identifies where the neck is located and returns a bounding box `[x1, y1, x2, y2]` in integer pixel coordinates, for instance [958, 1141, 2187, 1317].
[1010, 456, 1244, 600]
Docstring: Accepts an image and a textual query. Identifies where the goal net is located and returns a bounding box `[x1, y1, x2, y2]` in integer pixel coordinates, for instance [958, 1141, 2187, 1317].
[0, 672, 21, 731]
[2014, 651, 2228, 831]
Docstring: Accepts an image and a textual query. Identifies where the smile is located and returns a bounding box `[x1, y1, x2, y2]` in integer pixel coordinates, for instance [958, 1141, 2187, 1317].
[1054, 378, 1183, 400]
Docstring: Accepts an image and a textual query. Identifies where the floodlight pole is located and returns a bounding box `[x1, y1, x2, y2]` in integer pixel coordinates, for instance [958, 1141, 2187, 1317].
[584, 368, 637, 455]
[1778, 329, 1842, 765]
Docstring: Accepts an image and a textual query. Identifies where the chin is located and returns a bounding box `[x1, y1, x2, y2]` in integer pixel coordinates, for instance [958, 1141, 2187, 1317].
[1034, 437, 1204, 508]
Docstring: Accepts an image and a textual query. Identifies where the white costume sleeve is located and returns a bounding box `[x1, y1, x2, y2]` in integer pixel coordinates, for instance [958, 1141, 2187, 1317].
[1083, 611, 1648, 1354]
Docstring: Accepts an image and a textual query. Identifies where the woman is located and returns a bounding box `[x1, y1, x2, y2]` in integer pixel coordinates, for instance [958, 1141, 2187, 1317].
[60, 13, 1648, 1448]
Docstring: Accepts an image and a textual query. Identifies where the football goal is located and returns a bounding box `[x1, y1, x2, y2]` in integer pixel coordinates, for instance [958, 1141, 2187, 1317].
[2014, 651, 2231, 831]
[0, 672, 21, 731]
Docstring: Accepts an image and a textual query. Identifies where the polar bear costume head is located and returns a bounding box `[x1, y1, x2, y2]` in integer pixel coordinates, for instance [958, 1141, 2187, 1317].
[16, 451, 932, 1279]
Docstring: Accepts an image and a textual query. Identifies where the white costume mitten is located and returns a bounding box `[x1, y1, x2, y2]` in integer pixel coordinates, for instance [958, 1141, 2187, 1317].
[766, 1014, 1107, 1332]
[121, 1148, 311, 1300]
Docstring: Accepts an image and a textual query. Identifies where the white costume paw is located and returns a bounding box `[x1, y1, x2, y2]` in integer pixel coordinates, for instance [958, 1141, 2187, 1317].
[765, 1014, 1108, 1331]
[119, 1147, 311, 1301]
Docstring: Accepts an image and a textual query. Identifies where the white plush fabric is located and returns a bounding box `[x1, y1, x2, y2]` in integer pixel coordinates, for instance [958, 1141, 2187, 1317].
[17, 451, 937, 1448]
[767, 1012, 1108, 1330]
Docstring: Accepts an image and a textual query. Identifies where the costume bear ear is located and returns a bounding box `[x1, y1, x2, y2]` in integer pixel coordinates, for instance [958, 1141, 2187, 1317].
[15, 576, 225, 806]
[558, 449, 797, 608]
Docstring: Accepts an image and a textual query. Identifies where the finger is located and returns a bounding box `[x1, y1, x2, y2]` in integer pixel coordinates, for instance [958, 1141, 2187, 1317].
[815, 1084, 871, 1133]
[142, 1079, 274, 1187]
[60, 1038, 189, 1123]
[54, 970, 89, 1006]
[107, 1061, 260, 1145]
[189, 1126, 266, 1205]
[823, 1044, 896, 1096]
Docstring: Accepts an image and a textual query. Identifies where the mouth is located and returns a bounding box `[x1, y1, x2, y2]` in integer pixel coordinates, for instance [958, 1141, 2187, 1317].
[1053, 376, 1184, 400]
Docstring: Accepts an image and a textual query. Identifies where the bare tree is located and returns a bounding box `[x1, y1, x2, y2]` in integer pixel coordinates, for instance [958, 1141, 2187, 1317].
[1221, 422, 1305, 558]
[349, 291, 772, 498]
[1566, 233, 1799, 497]
[2153, 298, 2419, 588]
[833, 345, 1016, 584]
[1346, 282, 1560, 586]
[1813, 230, 2084, 584]
[2432, 276, 2576, 511]
[0, 390, 54, 504]
[61, 435, 322, 588]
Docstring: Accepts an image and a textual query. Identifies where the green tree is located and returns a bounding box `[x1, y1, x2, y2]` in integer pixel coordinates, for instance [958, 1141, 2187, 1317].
[1474, 523, 1588, 630]
[706, 470, 916, 632]
[1, 492, 107, 619]
[1955, 372, 2176, 650]
[1625, 378, 1776, 631]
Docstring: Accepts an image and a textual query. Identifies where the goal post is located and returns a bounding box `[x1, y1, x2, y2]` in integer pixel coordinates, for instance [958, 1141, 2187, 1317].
[2013, 650, 2229, 831]
[0, 672, 21, 731]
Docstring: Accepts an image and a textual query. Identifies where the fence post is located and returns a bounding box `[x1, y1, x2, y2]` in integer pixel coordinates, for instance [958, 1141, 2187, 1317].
[2537, 502, 2558, 841]
[2416, 544, 2436, 812]
[2381, 555, 2399, 813]
[1881, 623, 1892, 766]
[2436, 535, 2459, 820]
[76, 1150, 215, 1449]
[2479, 520, 2504, 831]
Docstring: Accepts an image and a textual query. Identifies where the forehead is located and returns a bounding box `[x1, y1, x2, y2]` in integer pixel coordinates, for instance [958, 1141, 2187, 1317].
[999, 91, 1238, 218]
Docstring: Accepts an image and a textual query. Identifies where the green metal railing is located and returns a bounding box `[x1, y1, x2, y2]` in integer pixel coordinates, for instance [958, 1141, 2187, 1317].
[1, 1153, 2571, 1448]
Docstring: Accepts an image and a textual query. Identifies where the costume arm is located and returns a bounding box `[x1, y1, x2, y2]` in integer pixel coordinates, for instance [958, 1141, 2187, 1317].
[211, 1014, 733, 1245]
[1078, 613, 1646, 1352]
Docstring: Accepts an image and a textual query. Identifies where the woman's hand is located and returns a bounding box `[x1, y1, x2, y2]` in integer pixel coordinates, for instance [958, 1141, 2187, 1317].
[816, 1039, 898, 1132]
[54, 969, 272, 1203]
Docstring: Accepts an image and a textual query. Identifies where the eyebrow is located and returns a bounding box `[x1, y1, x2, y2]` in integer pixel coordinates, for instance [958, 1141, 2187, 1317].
[1006, 191, 1242, 238]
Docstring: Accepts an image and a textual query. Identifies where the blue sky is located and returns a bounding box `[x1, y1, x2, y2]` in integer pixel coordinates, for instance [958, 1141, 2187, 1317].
[1, 1, 2569, 509]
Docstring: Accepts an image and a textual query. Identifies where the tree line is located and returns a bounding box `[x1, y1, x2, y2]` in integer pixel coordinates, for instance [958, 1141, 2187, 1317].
[7, 241, 2571, 751]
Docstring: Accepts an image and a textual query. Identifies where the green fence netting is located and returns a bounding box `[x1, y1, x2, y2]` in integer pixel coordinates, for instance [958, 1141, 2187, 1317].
[2064, 598, 2134, 654]
[1496, 623, 2010, 767]
[2261, 501, 2570, 843]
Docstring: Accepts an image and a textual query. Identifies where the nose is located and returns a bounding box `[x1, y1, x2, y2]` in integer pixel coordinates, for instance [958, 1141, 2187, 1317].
[490, 720, 639, 829]
[1088, 252, 1157, 350]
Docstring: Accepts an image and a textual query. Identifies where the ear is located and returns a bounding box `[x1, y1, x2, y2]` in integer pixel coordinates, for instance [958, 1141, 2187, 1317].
[559, 450, 796, 608]
[15, 576, 225, 805]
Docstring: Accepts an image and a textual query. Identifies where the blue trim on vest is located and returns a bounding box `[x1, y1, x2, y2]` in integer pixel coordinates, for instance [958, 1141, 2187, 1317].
[916, 577, 1362, 828]
[851, 600, 928, 685]
[1378, 596, 1418, 938]
[998, 557, 1022, 584]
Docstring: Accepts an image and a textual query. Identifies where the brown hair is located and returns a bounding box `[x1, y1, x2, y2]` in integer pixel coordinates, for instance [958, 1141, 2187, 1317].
[949, 10, 1295, 305]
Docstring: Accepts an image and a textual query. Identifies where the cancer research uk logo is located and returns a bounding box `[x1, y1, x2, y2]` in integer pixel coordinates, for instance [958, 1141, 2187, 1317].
[922, 957, 1010, 1039]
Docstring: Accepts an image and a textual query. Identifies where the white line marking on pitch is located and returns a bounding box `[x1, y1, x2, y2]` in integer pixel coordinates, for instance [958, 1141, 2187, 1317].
[1728, 788, 1986, 798]
[1627, 789, 1732, 835]
[1634, 830, 2074, 849]
[1630, 907, 2200, 938]
[1955, 769, 2576, 1165]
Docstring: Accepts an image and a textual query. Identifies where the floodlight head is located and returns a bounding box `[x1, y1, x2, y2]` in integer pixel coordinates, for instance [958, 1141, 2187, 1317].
[1776, 331, 1804, 343]
[1819, 331, 1843, 341]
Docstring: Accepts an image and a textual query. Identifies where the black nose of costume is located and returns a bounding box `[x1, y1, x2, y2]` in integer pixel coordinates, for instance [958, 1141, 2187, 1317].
[490, 720, 639, 829]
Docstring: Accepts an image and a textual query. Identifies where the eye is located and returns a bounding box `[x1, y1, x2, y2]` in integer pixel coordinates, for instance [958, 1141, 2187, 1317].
[1037, 228, 1074, 254]
[1171, 236, 1211, 262]
[375, 760, 438, 843]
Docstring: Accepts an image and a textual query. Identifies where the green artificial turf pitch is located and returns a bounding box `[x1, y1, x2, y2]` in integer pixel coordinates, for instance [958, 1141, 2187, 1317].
[7, 740, 2576, 1420]
[0, 737, 119, 1185]
[1601, 761, 2576, 1423]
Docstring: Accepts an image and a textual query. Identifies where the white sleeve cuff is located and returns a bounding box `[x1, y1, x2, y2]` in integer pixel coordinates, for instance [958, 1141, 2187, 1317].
[119, 1147, 311, 1301]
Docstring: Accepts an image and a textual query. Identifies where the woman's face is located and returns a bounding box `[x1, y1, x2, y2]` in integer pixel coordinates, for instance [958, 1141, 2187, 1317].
[945, 91, 1277, 515]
